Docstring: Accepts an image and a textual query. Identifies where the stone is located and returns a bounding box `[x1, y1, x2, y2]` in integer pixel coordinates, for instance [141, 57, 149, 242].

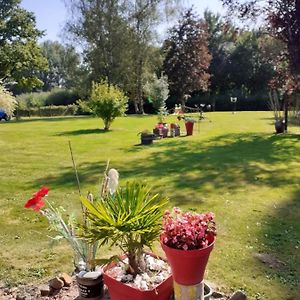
[16, 294, 27, 300]
[60, 272, 73, 287]
[212, 291, 225, 298]
[39, 284, 50, 296]
[49, 277, 64, 290]
[230, 290, 247, 300]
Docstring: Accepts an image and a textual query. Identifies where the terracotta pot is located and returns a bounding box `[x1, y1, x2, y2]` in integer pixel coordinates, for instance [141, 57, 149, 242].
[185, 122, 194, 136]
[161, 236, 215, 286]
[104, 254, 173, 300]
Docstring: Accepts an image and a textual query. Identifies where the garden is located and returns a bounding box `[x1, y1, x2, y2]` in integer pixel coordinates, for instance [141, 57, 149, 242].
[0, 112, 299, 299]
[1, 0, 300, 299]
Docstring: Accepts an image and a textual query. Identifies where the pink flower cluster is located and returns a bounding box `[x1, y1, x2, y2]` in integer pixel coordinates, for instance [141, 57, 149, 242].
[161, 207, 216, 250]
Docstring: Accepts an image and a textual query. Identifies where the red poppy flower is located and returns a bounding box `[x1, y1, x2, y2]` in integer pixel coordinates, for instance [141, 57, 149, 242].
[24, 187, 49, 211]
[33, 186, 49, 198]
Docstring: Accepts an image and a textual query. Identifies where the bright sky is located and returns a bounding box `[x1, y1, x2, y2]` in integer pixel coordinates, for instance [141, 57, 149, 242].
[20, 0, 225, 42]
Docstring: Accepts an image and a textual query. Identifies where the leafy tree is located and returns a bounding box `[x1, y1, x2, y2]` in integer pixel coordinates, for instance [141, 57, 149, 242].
[0, 82, 17, 116]
[65, 0, 181, 113]
[163, 8, 211, 109]
[79, 81, 128, 130]
[39, 41, 81, 91]
[143, 73, 169, 111]
[222, 0, 300, 86]
[0, 0, 48, 92]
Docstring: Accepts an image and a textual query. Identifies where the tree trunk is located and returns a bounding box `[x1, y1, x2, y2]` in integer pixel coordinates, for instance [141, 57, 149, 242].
[284, 96, 288, 132]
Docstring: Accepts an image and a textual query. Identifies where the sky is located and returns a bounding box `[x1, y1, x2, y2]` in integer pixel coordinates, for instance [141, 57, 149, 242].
[20, 0, 225, 43]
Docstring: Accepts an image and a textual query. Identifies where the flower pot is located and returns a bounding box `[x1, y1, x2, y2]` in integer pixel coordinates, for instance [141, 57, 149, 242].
[275, 119, 285, 134]
[104, 254, 173, 300]
[185, 122, 194, 136]
[161, 236, 215, 285]
[141, 134, 155, 145]
[76, 272, 104, 300]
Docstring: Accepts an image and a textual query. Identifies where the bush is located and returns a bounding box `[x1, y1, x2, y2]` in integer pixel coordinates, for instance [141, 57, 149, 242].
[79, 81, 128, 130]
[0, 83, 17, 116]
[16, 105, 78, 118]
[16, 88, 80, 110]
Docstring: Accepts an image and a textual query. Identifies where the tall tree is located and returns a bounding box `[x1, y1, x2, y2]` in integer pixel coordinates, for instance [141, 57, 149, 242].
[65, 0, 181, 113]
[39, 41, 81, 91]
[0, 0, 48, 92]
[163, 8, 211, 109]
[222, 0, 300, 86]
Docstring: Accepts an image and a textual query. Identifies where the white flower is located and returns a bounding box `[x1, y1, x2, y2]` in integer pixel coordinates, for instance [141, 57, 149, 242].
[107, 169, 119, 195]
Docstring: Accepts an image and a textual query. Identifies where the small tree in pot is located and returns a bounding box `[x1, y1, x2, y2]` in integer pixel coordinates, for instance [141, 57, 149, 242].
[80, 181, 172, 300]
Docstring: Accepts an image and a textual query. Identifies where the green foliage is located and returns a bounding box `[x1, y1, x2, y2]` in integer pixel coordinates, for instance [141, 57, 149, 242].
[143, 73, 169, 111]
[79, 81, 128, 130]
[163, 8, 211, 105]
[16, 88, 79, 110]
[0, 83, 17, 116]
[81, 181, 169, 274]
[15, 105, 78, 118]
[0, 0, 48, 92]
[39, 41, 81, 91]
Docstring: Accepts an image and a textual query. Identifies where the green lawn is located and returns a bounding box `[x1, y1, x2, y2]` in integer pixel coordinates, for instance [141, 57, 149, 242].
[0, 112, 299, 299]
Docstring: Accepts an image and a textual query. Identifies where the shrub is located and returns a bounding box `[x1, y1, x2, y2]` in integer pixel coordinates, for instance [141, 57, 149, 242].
[0, 83, 17, 117]
[16, 105, 78, 117]
[79, 81, 128, 130]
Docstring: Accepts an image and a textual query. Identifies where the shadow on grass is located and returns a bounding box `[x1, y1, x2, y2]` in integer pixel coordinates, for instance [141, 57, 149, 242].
[34, 132, 299, 197]
[258, 188, 300, 297]
[57, 128, 107, 136]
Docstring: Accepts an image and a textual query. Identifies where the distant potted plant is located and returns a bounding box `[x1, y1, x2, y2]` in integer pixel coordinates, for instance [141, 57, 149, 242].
[160, 207, 216, 286]
[177, 115, 196, 136]
[139, 130, 156, 145]
[80, 181, 173, 300]
[269, 90, 285, 133]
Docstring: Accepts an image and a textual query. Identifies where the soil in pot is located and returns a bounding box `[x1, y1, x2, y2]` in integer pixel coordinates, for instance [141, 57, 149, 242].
[104, 253, 173, 300]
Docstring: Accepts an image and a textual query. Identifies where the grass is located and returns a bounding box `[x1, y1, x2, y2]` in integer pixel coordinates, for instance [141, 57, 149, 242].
[0, 112, 299, 299]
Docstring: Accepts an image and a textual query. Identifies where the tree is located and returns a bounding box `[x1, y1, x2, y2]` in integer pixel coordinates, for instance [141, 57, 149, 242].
[65, 0, 135, 92]
[0, 0, 48, 92]
[222, 0, 300, 86]
[64, 0, 181, 113]
[143, 73, 169, 111]
[39, 41, 81, 91]
[0, 82, 17, 117]
[79, 81, 128, 130]
[222, 0, 300, 130]
[163, 8, 211, 109]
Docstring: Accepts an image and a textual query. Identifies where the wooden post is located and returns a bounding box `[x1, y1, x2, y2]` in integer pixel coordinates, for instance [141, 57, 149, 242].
[173, 281, 204, 300]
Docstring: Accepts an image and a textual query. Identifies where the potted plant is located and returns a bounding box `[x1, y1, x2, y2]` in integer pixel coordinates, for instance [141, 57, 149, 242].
[269, 90, 285, 133]
[177, 116, 196, 136]
[139, 130, 156, 145]
[160, 207, 216, 286]
[80, 181, 173, 300]
[23, 162, 119, 299]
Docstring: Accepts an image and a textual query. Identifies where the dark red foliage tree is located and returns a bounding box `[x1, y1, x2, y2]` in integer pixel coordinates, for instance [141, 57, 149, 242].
[163, 9, 212, 109]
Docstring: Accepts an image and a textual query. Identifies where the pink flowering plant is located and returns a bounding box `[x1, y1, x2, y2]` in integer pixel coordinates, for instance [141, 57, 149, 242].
[161, 207, 216, 250]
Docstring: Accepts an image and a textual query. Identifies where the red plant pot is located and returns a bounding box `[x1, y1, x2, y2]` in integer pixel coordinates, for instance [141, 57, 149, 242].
[161, 236, 215, 285]
[185, 122, 194, 136]
[103, 254, 173, 300]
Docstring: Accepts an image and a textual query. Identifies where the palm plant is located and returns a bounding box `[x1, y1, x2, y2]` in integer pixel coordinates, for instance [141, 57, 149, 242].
[80, 181, 169, 276]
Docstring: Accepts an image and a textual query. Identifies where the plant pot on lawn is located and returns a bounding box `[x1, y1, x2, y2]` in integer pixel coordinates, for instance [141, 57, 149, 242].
[275, 119, 285, 134]
[185, 122, 194, 136]
[80, 181, 171, 300]
[76, 271, 104, 300]
[103, 253, 173, 300]
[140, 130, 156, 145]
[160, 208, 216, 286]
